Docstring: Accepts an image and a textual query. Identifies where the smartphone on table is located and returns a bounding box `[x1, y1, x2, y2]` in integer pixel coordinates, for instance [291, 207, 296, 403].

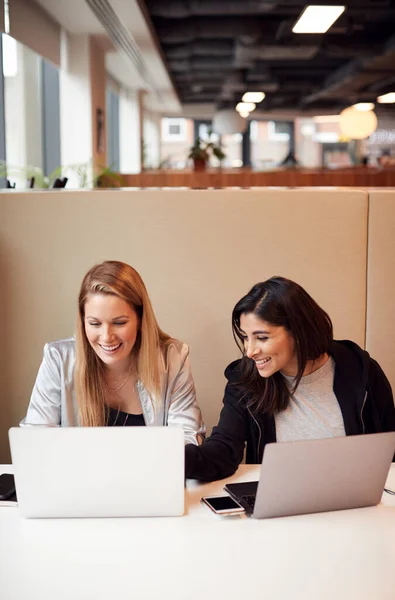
[201, 494, 245, 515]
[0, 473, 16, 500]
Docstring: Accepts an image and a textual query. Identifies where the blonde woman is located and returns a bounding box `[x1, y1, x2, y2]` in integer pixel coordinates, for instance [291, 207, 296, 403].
[22, 261, 205, 445]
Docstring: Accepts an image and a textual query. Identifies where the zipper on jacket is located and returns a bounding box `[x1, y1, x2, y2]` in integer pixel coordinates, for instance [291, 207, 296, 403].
[360, 391, 367, 434]
[247, 405, 262, 463]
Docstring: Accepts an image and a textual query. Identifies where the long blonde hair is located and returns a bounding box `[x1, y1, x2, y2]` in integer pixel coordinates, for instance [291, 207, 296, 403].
[75, 260, 172, 426]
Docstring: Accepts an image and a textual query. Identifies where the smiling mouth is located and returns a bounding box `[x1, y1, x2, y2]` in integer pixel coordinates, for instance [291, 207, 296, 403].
[99, 343, 122, 353]
[255, 357, 271, 368]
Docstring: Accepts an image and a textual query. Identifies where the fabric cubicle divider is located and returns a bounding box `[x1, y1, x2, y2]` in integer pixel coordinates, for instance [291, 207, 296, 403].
[8, 0, 61, 65]
[366, 190, 395, 395]
[0, 188, 369, 463]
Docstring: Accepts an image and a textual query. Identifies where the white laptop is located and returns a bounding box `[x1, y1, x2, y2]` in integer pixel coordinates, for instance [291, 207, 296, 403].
[8, 426, 185, 518]
[224, 432, 395, 518]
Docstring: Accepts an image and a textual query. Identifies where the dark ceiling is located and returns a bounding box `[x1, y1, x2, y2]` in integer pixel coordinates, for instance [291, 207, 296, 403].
[141, 0, 395, 113]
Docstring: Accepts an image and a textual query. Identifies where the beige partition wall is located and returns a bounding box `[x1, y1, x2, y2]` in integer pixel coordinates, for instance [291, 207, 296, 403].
[366, 190, 395, 394]
[0, 189, 368, 461]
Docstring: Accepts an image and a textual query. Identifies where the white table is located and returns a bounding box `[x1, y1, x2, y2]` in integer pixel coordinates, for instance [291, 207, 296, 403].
[1, 464, 395, 600]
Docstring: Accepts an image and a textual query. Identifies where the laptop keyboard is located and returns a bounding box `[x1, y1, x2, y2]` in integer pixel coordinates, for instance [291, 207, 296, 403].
[242, 494, 256, 510]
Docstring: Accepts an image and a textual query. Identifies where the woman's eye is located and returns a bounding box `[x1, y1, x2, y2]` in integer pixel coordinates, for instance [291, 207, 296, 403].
[114, 322, 127, 326]
[88, 322, 100, 327]
[257, 336, 268, 341]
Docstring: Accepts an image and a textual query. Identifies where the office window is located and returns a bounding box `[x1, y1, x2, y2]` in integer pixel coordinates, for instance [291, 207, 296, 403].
[268, 121, 290, 141]
[198, 123, 219, 143]
[41, 58, 60, 177]
[2, 34, 17, 77]
[162, 118, 187, 141]
[0, 37, 6, 186]
[2, 37, 44, 187]
[250, 120, 258, 142]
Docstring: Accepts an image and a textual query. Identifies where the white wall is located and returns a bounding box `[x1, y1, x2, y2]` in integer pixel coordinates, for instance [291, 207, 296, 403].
[59, 31, 92, 187]
[119, 88, 141, 173]
[143, 109, 161, 169]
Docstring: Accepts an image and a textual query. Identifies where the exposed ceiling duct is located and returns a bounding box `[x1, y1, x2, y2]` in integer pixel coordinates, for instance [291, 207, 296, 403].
[235, 42, 319, 64]
[156, 18, 263, 44]
[302, 33, 395, 106]
[168, 56, 233, 72]
[165, 40, 234, 59]
[142, 0, 395, 111]
[85, 0, 160, 95]
[146, 0, 279, 18]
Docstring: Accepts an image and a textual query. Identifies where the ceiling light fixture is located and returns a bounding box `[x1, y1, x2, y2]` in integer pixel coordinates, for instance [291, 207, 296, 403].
[242, 92, 265, 103]
[236, 102, 256, 113]
[292, 5, 346, 34]
[239, 111, 250, 118]
[339, 106, 377, 140]
[377, 92, 395, 104]
[212, 110, 247, 134]
[353, 102, 375, 111]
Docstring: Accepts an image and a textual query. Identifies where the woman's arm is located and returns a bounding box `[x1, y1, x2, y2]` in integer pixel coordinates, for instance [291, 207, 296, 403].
[166, 343, 206, 445]
[368, 358, 395, 433]
[185, 381, 248, 482]
[20, 343, 62, 426]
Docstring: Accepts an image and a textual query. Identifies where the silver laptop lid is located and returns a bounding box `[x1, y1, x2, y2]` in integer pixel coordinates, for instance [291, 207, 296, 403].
[9, 426, 185, 518]
[253, 432, 395, 519]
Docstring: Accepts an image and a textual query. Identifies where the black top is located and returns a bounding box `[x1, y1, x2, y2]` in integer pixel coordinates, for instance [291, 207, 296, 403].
[106, 406, 145, 427]
[185, 340, 395, 482]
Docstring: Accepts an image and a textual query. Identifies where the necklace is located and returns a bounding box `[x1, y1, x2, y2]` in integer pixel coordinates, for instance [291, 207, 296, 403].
[106, 364, 133, 397]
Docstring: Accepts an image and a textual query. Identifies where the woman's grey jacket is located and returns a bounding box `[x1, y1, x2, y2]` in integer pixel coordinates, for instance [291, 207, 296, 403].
[21, 337, 206, 445]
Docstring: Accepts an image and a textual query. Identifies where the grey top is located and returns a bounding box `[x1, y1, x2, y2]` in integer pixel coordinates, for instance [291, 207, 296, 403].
[21, 337, 206, 446]
[275, 357, 346, 442]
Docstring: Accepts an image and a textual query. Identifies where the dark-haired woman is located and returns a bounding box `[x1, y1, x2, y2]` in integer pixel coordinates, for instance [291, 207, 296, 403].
[186, 276, 395, 481]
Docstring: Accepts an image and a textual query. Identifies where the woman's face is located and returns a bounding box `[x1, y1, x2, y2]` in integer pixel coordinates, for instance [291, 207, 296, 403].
[239, 312, 298, 377]
[84, 293, 140, 371]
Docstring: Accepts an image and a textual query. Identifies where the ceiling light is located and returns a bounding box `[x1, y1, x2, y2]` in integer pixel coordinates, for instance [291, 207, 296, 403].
[353, 102, 375, 111]
[212, 109, 247, 134]
[313, 115, 340, 122]
[339, 106, 377, 140]
[236, 102, 256, 113]
[377, 92, 395, 104]
[239, 111, 250, 118]
[242, 92, 265, 103]
[292, 5, 346, 34]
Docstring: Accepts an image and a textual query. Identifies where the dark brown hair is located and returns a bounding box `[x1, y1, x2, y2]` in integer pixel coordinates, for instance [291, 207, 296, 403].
[232, 276, 333, 415]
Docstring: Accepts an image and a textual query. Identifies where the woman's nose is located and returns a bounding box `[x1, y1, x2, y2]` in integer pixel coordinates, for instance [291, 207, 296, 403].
[245, 340, 257, 358]
[100, 324, 113, 340]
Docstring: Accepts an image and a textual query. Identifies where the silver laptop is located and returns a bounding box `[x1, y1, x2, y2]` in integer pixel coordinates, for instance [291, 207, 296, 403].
[9, 426, 185, 518]
[224, 432, 395, 519]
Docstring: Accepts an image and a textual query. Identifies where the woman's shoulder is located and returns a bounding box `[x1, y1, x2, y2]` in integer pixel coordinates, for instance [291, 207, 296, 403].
[42, 337, 76, 362]
[161, 338, 189, 365]
[331, 339, 370, 372]
[224, 359, 243, 382]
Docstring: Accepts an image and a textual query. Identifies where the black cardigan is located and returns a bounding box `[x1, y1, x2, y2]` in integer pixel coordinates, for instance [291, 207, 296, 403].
[185, 340, 395, 481]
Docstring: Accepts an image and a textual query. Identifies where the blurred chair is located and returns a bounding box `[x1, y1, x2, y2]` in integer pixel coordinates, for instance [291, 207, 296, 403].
[52, 177, 68, 188]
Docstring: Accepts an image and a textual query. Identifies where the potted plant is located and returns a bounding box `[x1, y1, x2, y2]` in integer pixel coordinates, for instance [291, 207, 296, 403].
[0, 160, 63, 188]
[188, 133, 226, 171]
